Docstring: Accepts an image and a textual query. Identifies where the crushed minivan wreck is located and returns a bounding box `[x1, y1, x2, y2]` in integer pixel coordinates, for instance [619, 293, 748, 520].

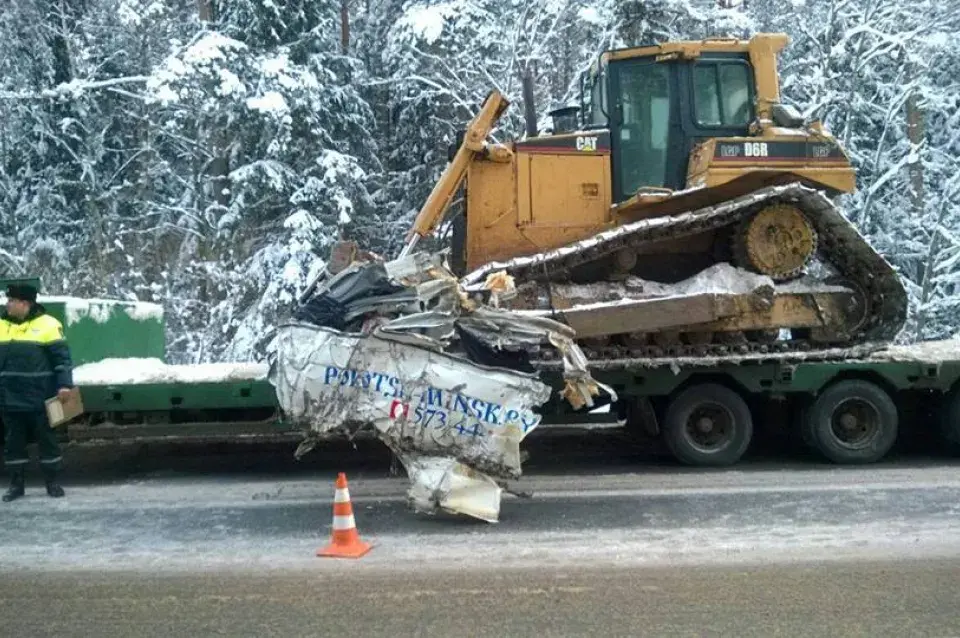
[269, 246, 612, 522]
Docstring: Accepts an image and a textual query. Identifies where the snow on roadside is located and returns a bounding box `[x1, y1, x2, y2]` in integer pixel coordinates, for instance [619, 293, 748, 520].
[2, 518, 959, 575]
[3, 470, 960, 573]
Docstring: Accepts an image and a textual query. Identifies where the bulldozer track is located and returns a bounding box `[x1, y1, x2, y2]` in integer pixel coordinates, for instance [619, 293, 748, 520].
[462, 182, 908, 365]
[530, 339, 886, 371]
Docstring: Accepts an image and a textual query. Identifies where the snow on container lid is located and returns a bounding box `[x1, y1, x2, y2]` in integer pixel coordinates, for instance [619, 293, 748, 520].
[73, 357, 269, 386]
[37, 296, 164, 326]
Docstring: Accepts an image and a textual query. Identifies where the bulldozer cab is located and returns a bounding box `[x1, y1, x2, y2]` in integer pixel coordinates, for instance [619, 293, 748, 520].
[581, 46, 755, 203]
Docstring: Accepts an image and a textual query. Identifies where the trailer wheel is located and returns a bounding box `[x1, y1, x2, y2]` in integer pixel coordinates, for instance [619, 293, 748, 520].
[938, 387, 960, 447]
[805, 380, 898, 464]
[663, 384, 753, 466]
[791, 400, 817, 451]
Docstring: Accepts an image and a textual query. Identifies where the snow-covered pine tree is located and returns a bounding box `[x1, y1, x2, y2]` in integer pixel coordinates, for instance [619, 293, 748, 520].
[765, 0, 960, 341]
[144, 0, 379, 362]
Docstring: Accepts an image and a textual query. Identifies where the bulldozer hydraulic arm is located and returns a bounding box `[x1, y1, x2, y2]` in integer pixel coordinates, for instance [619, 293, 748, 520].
[399, 90, 510, 258]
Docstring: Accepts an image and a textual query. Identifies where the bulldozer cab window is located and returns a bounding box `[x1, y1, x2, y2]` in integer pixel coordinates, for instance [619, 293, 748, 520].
[692, 62, 752, 127]
[615, 62, 672, 197]
[582, 65, 608, 129]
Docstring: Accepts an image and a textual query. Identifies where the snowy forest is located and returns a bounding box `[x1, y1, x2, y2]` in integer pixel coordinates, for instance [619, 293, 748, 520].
[0, 0, 957, 363]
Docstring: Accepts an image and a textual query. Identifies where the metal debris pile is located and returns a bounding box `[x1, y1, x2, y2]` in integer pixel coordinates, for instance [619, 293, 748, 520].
[268, 245, 612, 522]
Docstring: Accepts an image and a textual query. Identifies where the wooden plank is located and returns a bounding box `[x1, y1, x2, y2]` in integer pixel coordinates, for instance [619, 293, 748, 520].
[553, 293, 741, 338]
[550, 289, 858, 339]
[698, 290, 858, 332]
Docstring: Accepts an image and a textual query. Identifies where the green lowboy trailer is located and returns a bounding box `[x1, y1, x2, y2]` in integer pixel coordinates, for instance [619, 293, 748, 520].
[535, 344, 960, 466]
[4, 287, 959, 468]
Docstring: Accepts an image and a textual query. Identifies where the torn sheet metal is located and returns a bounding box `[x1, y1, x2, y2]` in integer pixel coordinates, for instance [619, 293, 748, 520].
[270, 249, 612, 522]
[402, 456, 504, 523]
[270, 322, 550, 522]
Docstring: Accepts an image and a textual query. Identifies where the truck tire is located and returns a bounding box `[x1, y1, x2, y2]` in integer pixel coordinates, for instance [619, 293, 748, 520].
[792, 400, 818, 453]
[805, 380, 898, 464]
[662, 384, 753, 467]
[938, 387, 960, 447]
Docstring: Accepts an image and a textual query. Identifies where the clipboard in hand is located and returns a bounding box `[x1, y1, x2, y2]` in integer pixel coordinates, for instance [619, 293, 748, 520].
[45, 388, 84, 428]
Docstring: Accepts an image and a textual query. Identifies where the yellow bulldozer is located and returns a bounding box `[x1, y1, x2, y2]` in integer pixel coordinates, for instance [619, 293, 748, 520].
[394, 33, 906, 359]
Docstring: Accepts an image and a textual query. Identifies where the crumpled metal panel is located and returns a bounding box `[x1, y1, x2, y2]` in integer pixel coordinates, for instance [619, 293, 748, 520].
[271, 250, 613, 522]
[270, 322, 551, 521]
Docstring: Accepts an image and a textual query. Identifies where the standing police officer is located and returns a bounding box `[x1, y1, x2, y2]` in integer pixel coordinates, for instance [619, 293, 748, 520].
[0, 281, 73, 502]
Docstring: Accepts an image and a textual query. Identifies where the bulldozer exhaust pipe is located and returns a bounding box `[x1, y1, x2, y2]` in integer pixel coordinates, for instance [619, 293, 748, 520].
[521, 68, 537, 139]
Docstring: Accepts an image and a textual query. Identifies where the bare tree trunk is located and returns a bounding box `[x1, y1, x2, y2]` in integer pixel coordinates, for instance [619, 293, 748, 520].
[341, 0, 350, 53]
[915, 200, 947, 341]
[197, 0, 214, 23]
[904, 61, 925, 218]
[196, 0, 228, 211]
[209, 131, 231, 210]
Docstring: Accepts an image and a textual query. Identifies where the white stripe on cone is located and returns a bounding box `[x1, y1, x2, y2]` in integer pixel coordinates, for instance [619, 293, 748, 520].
[333, 514, 356, 530]
[334, 488, 350, 503]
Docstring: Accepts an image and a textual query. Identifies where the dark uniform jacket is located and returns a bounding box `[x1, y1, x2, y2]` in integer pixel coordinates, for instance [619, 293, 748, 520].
[0, 304, 72, 412]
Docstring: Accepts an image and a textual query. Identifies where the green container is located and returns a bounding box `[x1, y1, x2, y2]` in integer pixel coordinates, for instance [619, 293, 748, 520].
[0, 278, 165, 365]
[39, 296, 166, 365]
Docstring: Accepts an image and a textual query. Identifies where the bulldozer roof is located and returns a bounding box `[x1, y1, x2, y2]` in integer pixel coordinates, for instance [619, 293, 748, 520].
[594, 32, 789, 67]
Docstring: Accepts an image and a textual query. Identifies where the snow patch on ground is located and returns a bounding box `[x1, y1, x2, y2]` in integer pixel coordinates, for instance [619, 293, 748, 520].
[3, 469, 960, 574]
[3, 517, 959, 575]
[73, 358, 268, 386]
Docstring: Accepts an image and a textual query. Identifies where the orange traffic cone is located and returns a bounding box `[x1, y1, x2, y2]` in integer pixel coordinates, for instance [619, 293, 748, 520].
[317, 472, 372, 559]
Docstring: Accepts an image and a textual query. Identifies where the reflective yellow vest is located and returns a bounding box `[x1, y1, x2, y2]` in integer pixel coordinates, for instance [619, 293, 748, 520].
[0, 309, 72, 412]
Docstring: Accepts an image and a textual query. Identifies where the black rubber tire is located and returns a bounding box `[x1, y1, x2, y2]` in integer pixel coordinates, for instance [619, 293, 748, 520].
[805, 380, 898, 464]
[938, 387, 960, 448]
[791, 400, 817, 451]
[662, 383, 753, 467]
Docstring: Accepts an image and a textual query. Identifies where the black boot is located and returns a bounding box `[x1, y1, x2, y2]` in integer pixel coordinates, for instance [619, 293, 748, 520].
[2, 467, 25, 502]
[42, 466, 64, 498]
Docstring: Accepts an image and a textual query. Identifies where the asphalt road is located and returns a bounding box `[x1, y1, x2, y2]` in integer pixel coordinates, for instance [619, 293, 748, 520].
[1, 560, 958, 637]
[2, 464, 960, 571]
[3, 440, 960, 636]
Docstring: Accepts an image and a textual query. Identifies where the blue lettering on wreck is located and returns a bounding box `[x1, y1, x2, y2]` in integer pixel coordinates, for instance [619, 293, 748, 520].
[452, 393, 471, 415]
[372, 372, 386, 393]
[425, 387, 444, 408]
[320, 364, 542, 436]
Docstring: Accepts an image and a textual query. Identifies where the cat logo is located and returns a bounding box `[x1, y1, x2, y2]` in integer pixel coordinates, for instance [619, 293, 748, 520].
[576, 136, 598, 152]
